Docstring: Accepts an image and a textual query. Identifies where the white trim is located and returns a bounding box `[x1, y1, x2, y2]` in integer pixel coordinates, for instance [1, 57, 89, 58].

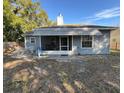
[59, 36, 61, 50]
[92, 35, 95, 48]
[39, 36, 41, 49]
[41, 50, 73, 55]
[81, 35, 94, 49]
[24, 37, 27, 49]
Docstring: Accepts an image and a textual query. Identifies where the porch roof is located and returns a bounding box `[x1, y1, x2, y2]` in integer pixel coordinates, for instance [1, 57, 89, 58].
[25, 25, 118, 36]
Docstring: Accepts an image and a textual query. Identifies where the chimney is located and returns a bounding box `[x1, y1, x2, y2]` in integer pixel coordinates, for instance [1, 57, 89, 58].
[57, 13, 64, 25]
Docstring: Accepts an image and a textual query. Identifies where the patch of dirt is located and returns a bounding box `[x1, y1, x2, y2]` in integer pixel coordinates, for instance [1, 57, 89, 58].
[3, 54, 120, 93]
[3, 42, 34, 59]
[4, 42, 22, 55]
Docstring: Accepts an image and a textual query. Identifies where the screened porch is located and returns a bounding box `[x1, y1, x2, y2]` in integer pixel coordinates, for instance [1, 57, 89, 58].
[41, 36, 72, 51]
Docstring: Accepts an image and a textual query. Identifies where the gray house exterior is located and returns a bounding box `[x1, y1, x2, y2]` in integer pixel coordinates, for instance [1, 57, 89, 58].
[24, 25, 117, 56]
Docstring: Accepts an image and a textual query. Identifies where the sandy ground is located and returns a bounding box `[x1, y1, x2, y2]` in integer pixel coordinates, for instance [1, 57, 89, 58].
[3, 53, 120, 93]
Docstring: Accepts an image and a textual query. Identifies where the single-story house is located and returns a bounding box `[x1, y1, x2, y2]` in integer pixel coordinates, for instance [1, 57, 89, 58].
[24, 14, 117, 56]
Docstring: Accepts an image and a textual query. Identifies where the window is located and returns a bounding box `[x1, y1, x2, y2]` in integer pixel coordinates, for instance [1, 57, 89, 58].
[30, 37, 35, 44]
[82, 35, 92, 48]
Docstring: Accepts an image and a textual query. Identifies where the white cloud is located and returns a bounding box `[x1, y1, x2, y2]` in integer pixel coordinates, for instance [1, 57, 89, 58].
[84, 7, 120, 22]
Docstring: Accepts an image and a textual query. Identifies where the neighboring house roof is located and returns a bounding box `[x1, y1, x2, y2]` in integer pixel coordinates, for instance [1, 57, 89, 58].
[25, 25, 118, 36]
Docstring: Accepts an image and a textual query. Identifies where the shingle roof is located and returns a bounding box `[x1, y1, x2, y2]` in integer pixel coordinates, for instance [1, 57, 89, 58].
[24, 25, 118, 36]
[37, 24, 118, 29]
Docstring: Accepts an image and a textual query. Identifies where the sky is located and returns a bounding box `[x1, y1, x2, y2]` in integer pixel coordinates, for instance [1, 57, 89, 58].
[37, 0, 120, 26]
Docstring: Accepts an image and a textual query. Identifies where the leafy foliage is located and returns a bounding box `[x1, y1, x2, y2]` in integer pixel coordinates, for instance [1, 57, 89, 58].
[3, 0, 56, 41]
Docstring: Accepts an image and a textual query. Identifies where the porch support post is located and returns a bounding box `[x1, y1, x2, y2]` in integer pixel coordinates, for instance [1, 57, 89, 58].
[72, 35, 73, 50]
[24, 36, 27, 49]
[39, 36, 41, 49]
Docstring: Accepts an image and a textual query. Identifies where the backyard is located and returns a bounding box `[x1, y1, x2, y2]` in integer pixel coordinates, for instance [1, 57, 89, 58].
[3, 48, 120, 93]
[3, 0, 120, 93]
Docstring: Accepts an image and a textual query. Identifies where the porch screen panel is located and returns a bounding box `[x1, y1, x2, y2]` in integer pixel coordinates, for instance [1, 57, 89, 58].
[41, 36, 59, 50]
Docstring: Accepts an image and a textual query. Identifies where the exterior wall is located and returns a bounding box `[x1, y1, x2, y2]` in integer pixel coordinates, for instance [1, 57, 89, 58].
[25, 36, 41, 53]
[73, 31, 110, 54]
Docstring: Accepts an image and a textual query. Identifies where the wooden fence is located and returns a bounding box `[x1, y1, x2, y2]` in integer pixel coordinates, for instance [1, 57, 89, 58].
[110, 42, 120, 50]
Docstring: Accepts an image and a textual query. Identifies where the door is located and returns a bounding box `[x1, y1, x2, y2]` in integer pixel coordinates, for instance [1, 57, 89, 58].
[60, 36, 69, 50]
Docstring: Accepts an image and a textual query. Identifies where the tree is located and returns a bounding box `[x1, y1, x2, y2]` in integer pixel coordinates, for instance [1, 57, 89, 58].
[3, 0, 56, 41]
[3, 0, 24, 41]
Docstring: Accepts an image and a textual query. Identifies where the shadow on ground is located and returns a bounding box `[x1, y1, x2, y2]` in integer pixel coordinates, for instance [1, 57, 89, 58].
[3, 54, 120, 93]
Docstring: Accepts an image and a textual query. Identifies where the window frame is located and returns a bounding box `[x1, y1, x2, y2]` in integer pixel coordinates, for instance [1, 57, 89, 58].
[81, 35, 94, 49]
[30, 37, 36, 44]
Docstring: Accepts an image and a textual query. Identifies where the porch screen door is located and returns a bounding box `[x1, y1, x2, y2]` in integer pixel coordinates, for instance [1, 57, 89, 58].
[60, 36, 69, 50]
